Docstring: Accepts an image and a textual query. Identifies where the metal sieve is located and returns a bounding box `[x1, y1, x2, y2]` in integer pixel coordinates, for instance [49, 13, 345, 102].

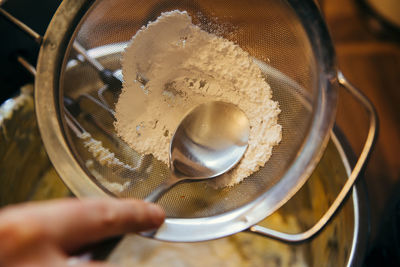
[1, 0, 377, 242]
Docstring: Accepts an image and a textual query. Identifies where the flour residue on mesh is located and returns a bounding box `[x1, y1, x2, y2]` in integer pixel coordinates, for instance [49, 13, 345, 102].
[115, 10, 281, 187]
[85, 160, 130, 194]
[78, 132, 136, 172]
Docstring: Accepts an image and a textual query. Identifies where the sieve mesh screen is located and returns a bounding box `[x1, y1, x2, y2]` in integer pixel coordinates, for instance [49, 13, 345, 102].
[61, 0, 317, 218]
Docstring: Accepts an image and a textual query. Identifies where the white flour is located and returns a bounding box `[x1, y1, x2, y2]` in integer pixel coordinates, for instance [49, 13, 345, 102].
[115, 10, 281, 187]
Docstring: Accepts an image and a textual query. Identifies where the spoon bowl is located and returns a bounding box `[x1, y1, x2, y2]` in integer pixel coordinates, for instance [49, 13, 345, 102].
[145, 101, 250, 202]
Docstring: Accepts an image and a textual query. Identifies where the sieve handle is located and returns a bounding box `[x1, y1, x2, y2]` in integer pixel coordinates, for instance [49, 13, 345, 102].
[248, 71, 378, 243]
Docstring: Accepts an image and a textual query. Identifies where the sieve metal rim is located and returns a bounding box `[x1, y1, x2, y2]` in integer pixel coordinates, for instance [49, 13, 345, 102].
[35, 0, 338, 241]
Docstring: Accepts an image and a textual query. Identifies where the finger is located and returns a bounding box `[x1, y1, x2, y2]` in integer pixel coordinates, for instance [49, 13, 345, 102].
[0, 198, 165, 252]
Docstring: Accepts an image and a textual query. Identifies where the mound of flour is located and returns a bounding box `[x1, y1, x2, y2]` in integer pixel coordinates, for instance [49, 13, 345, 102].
[114, 10, 281, 187]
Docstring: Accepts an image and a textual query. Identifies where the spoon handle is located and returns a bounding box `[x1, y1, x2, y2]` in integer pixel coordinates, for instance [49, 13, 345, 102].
[144, 175, 181, 202]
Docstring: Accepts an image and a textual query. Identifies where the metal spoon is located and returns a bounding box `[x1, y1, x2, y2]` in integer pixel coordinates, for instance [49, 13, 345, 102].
[145, 101, 250, 202]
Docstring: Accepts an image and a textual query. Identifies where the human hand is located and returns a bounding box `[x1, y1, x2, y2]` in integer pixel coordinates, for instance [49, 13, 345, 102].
[0, 198, 165, 267]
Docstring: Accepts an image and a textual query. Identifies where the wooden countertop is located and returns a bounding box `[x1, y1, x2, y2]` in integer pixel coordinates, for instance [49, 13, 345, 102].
[322, 0, 400, 245]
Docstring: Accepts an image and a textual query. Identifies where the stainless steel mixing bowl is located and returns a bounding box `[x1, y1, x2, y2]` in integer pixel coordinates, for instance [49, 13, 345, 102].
[0, 88, 368, 266]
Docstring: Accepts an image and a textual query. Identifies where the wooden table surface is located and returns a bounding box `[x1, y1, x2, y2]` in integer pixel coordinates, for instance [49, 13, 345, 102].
[321, 0, 400, 246]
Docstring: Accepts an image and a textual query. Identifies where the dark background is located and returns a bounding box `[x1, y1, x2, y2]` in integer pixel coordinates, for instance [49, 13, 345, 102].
[0, 0, 61, 103]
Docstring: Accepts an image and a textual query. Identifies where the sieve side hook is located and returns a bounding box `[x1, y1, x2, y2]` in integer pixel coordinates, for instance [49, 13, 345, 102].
[247, 71, 378, 243]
